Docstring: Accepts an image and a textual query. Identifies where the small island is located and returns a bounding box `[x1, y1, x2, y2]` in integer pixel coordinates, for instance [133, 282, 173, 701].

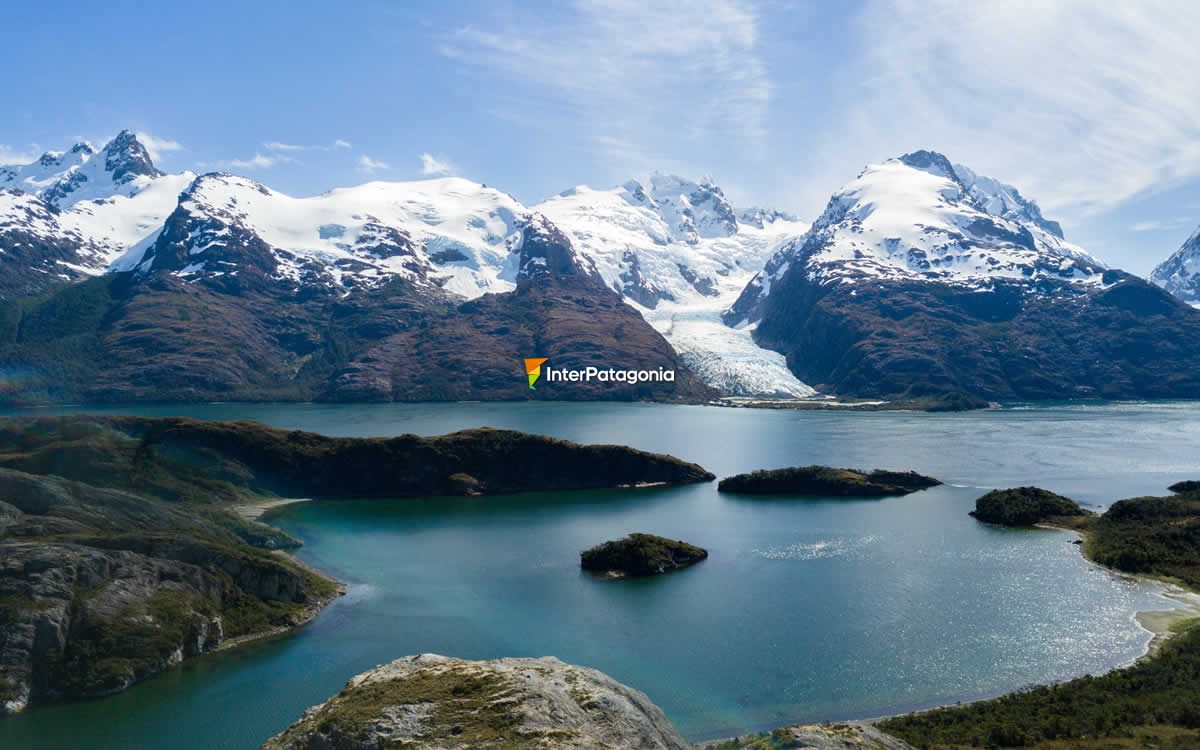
[969, 486, 1090, 527]
[1169, 479, 1200, 494]
[580, 533, 708, 577]
[717, 466, 940, 497]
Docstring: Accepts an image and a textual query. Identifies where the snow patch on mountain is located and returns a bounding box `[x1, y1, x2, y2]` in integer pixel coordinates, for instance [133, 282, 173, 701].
[728, 150, 1106, 325]
[1151, 226, 1200, 306]
[1, 132, 193, 271]
[122, 173, 542, 295]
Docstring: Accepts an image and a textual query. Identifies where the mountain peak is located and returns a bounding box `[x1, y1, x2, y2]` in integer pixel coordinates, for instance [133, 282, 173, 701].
[726, 153, 1102, 325]
[896, 150, 957, 179]
[616, 172, 738, 243]
[1151, 224, 1200, 306]
[100, 130, 163, 183]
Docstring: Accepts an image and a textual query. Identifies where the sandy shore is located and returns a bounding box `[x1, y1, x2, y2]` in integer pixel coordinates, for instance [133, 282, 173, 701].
[236, 497, 313, 520]
[1134, 583, 1200, 658]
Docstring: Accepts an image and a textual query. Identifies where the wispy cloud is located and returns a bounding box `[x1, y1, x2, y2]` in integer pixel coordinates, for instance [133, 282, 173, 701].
[265, 141, 305, 153]
[1130, 218, 1196, 233]
[263, 139, 354, 153]
[0, 143, 40, 165]
[229, 153, 279, 169]
[817, 0, 1200, 220]
[135, 132, 183, 162]
[440, 0, 770, 171]
[419, 153, 455, 176]
[358, 154, 390, 172]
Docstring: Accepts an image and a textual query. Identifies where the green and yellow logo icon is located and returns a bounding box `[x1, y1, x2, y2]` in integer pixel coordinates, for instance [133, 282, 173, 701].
[524, 357, 548, 390]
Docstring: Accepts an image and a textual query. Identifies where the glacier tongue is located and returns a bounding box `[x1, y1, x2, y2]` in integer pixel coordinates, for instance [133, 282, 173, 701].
[536, 176, 814, 398]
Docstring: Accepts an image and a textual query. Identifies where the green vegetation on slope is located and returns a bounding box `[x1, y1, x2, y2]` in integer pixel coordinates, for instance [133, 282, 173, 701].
[717, 465, 940, 497]
[580, 533, 708, 576]
[969, 487, 1089, 527]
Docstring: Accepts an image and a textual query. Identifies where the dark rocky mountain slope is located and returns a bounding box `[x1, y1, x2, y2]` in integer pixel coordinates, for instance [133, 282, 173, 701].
[0, 184, 713, 403]
[728, 151, 1200, 401]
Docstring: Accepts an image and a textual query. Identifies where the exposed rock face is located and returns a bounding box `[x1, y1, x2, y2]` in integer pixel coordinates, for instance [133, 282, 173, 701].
[0, 466, 336, 715]
[580, 533, 708, 577]
[0, 189, 97, 299]
[1151, 226, 1200, 306]
[969, 487, 1088, 526]
[718, 466, 940, 497]
[261, 654, 693, 750]
[326, 227, 716, 403]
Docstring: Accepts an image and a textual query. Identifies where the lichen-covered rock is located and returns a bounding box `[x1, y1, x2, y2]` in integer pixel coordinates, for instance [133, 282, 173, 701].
[261, 654, 693, 750]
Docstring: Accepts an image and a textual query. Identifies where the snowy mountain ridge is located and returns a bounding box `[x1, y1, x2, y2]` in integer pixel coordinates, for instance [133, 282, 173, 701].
[0, 130, 194, 275]
[1150, 225, 1200, 307]
[727, 150, 1106, 325]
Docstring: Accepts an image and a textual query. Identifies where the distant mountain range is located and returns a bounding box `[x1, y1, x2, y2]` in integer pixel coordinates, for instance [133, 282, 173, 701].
[1, 132, 1198, 405]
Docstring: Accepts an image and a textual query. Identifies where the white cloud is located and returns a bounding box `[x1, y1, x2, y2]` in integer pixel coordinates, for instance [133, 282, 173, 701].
[817, 0, 1200, 219]
[0, 143, 40, 166]
[419, 153, 455, 176]
[358, 154, 390, 171]
[441, 0, 769, 170]
[229, 153, 278, 169]
[135, 132, 183, 162]
[265, 139, 353, 152]
[1130, 219, 1194, 233]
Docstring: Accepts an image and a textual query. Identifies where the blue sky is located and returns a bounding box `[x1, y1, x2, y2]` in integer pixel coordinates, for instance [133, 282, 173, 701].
[3, 0, 1198, 274]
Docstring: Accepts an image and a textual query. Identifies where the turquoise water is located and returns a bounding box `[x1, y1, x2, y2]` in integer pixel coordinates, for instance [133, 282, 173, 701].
[2, 401, 1197, 749]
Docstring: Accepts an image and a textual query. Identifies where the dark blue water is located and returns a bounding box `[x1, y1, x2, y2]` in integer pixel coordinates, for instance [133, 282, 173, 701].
[2, 401, 1195, 749]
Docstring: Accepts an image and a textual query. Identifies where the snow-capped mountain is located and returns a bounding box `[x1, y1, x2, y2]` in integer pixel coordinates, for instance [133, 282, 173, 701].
[108, 167, 810, 397]
[731, 150, 1200, 403]
[120, 173, 537, 296]
[1150, 226, 1200, 306]
[728, 150, 1104, 325]
[536, 175, 813, 397]
[0, 130, 193, 288]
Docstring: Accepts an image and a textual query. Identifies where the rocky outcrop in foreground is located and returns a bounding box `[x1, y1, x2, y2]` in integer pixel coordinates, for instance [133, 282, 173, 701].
[581, 533, 708, 577]
[712, 722, 915, 749]
[969, 487, 1088, 527]
[718, 467, 939, 497]
[261, 654, 693, 750]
